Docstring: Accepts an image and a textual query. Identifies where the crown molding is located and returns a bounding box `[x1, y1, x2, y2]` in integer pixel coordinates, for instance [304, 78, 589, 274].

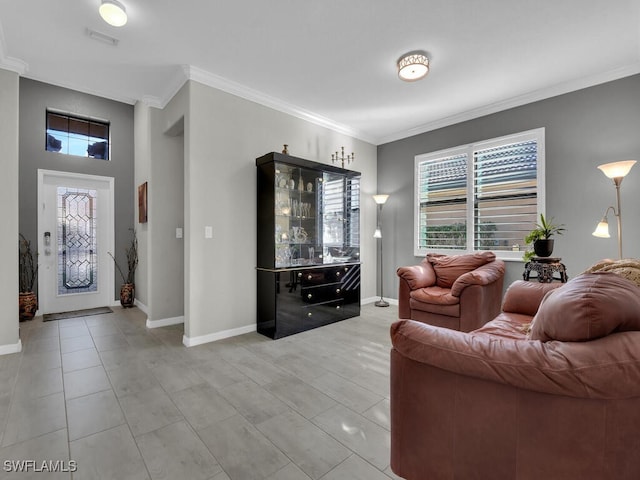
[143, 66, 190, 109]
[140, 95, 163, 108]
[0, 22, 27, 75]
[21, 71, 137, 105]
[182, 65, 376, 144]
[377, 62, 640, 145]
[0, 55, 27, 75]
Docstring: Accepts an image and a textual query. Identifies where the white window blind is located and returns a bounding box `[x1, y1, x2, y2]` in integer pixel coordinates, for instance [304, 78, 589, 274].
[418, 151, 468, 250]
[322, 176, 345, 246]
[347, 176, 360, 247]
[414, 128, 545, 259]
[473, 139, 538, 251]
[321, 174, 360, 249]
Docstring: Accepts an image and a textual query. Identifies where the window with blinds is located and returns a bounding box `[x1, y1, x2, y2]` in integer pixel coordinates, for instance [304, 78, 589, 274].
[46, 110, 110, 160]
[414, 128, 545, 258]
[417, 150, 468, 250]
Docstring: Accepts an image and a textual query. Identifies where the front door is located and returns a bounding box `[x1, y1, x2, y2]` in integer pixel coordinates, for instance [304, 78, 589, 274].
[38, 170, 114, 314]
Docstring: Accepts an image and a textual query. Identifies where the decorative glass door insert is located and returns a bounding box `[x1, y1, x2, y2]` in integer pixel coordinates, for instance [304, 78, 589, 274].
[57, 187, 98, 295]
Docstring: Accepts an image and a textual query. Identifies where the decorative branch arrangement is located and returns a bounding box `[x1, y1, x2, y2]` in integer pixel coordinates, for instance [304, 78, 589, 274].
[19, 234, 38, 293]
[109, 230, 138, 284]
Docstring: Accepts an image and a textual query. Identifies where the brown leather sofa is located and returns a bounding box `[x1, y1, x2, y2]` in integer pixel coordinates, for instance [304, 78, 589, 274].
[397, 252, 505, 332]
[390, 274, 640, 480]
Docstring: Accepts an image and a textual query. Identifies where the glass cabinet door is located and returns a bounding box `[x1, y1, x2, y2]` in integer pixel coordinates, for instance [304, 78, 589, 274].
[272, 160, 360, 268]
[319, 172, 360, 264]
[274, 163, 320, 268]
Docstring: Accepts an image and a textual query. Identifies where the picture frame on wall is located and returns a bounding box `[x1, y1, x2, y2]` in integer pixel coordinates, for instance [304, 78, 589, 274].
[138, 182, 148, 223]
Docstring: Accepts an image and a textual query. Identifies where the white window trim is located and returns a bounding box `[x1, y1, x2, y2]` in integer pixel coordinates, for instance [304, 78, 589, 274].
[414, 128, 545, 261]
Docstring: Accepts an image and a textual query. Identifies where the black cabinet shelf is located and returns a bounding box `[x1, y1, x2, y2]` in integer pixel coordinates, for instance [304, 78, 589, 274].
[256, 152, 361, 339]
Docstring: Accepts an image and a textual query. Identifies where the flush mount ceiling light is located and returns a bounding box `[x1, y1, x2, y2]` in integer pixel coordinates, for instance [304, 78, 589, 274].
[99, 0, 128, 27]
[397, 52, 429, 82]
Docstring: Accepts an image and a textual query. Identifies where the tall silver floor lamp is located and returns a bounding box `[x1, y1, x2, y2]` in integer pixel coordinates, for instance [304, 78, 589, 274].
[373, 194, 390, 307]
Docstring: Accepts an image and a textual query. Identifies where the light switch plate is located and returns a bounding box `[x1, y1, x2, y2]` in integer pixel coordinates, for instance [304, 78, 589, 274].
[176, 227, 183, 239]
[205, 226, 213, 239]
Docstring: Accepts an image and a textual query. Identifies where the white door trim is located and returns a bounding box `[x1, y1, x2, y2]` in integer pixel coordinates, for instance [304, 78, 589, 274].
[37, 169, 115, 314]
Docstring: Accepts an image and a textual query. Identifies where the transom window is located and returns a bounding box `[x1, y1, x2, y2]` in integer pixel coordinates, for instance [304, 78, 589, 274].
[414, 128, 545, 260]
[46, 110, 110, 160]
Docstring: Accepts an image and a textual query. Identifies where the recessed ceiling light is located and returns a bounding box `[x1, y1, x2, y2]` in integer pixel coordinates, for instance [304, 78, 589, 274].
[397, 52, 430, 82]
[99, 0, 128, 27]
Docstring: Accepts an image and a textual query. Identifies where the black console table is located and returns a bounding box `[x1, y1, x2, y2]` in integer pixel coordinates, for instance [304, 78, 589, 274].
[523, 257, 568, 283]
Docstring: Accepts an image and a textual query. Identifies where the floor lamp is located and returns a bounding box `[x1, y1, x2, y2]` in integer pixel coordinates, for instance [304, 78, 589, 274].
[373, 194, 389, 307]
[592, 160, 636, 259]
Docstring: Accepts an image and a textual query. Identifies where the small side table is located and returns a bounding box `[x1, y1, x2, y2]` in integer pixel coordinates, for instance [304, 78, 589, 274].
[523, 257, 568, 283]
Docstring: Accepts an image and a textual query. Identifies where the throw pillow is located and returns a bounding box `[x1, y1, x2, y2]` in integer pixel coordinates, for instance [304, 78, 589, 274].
[427, 251, 496, 288]
[529, 272, 640, 342]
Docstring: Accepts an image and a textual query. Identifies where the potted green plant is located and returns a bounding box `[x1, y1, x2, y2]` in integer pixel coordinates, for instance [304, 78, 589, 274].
[19, 234, 38, 321]
[108, 230, 138, 307]
[523, 214, 565, 261]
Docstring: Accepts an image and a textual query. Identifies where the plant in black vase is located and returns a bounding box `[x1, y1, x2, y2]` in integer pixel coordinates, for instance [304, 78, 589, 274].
[19, 234, 39, 321]
[108, 230, 138, 307]
[523, 214, 565, 262]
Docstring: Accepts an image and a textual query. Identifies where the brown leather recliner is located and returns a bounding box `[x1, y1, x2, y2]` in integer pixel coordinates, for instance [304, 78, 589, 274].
[396, 251, 505, 332]
[390, 274, 640, 480]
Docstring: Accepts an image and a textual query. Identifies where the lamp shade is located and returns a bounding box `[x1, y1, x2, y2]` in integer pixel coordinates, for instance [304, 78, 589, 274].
[397, 53, 429, 82]
[592, 220, 611, 238]
[99, 0, 127, 27]
[597, 160, 636, 179]
[373, 228, 382, 238]
[373, 194, 389, 205]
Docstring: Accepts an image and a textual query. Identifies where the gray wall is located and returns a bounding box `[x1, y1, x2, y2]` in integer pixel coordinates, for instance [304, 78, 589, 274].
[134, 88, 188, 324]
[147, 108, 185, 321]
[19, 78, 135, 302]
[377, 74, 640, 298]
[178, 80, 378, 342]
[0, 68, 20, 350]
[133, 101, 151, 307]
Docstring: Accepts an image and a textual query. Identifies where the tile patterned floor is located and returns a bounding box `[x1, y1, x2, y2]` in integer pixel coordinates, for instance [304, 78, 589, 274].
[0, 304, 403, 479]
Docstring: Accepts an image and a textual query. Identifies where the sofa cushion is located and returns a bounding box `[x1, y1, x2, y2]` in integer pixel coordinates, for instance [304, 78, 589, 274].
[427, 252, 496, 288]
[391, 318, 640, 399]
[474, 312, 532, 340]
[530, 272, 640, 342]
[410, 286, 459, 306]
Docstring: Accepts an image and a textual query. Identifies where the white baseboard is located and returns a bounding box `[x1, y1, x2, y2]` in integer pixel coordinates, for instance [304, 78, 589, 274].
[147, 316, 184, 329]
[0, 339, 22, 356]
[134, 299, 149, 315]
[183, 324, 256, 347]
[362, 296, 398, 306]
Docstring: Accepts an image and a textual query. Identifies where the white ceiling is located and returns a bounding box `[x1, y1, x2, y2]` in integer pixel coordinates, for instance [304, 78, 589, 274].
[1, 0, 639, 145]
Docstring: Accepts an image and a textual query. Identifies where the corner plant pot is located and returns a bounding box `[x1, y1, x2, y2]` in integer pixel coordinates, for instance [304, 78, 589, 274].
[120, 283, 135, 308]
[19, 292, 37, 321]
[533, 239, 554, 257]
